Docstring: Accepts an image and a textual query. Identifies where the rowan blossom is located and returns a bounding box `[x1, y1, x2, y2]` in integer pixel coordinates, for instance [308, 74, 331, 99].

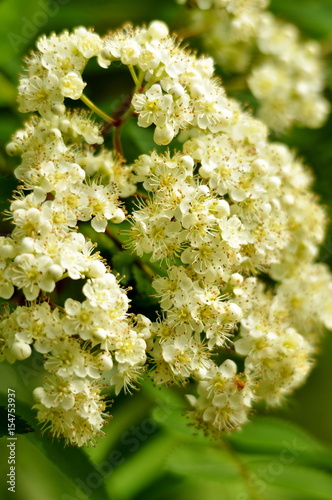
[1, 19, 331, 446]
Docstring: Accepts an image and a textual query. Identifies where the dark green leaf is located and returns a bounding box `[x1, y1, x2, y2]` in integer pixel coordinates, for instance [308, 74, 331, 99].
[112, 250, 135, 284]
[132, 264, 158, 306]
[0, 404, 33, 437]
[106, 432, 178, 500]
[0, 390, 110, 499]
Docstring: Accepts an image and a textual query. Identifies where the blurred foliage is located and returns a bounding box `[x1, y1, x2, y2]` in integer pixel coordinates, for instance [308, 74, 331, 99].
[1, 1, 332, 499]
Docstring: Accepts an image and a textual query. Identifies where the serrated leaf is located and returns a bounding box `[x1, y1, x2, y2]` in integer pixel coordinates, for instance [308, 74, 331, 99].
[0, 393, 37, 429]
[26, 433, 111, 500]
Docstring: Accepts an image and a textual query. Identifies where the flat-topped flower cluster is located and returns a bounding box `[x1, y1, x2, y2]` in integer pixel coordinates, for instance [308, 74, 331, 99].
[1, 19, 331, 445]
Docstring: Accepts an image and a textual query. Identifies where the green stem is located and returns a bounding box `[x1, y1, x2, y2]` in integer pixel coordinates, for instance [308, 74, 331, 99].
[143, 73, 162, 91]
[48, 300, 66, 313]
[128, 65, 139, 86]
[80, 93, 116, 124]
[137, 69, 145, 89]
[111, 69, 145, 157]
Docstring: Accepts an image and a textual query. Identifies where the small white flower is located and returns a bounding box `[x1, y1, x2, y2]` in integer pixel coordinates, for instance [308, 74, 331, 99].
[60, 72, 86, 99]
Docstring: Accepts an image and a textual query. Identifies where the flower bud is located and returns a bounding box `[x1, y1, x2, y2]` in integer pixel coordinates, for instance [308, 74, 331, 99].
[96, 353, 113, 371]
[32, 387, 45, 403]
[154, 124, 174, 145]
[148, 21, 169, 40]
[51, 104, 66, 116]
[11, 342, 32, 360]
[111, 208, 126, 224]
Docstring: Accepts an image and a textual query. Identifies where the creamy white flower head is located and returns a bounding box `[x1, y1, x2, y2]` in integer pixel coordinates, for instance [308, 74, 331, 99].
[2, 19, 332, 447]
[187, 359, 253, 433]
[33, 375, 107, 445]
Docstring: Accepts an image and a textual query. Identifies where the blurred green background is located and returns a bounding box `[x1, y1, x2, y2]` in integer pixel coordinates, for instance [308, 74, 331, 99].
[1, 1, 332, 499]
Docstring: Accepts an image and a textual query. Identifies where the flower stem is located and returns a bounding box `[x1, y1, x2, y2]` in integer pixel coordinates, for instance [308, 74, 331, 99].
[112, 104, 135, 158]
[128, 65, 139, 86]
[105, 226, 123, 250]
[113, 125, 124, 157]
[80, 93, 116, 124]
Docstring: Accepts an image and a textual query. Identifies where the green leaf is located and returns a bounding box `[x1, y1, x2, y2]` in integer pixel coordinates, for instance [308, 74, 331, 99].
[106, 432, 178, 500]
[150, 401, 211, 446]
[165, 443, 239, 481]
[26, 433, 111, 500]
[248, 460, 332, 500]
[227, 416, 332, 470]
[123, 119, 164, 162]
[0, 392, 37, 428]
[0, 390, 110, 499]
[0, 405, 33, 437]
[165, 443, 332, 500]
[86, 392, 153, 464]
[132, 264, 158, 306]
[112, 250, 135, 284]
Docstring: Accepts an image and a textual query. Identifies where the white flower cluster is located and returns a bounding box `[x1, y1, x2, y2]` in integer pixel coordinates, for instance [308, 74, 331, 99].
[178, 0, 269, 42]
[182, 1, 329, 131]
[129, 95, 332, 432]
[0, 25, 158, 444]
[248, 13, 329, 131]
[2, 20, 331, 443]
[99, 22, 233, 145]
[18, 27, 102, 117]
[1, 112, 149, 442]
[0, 292, 150, 446]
